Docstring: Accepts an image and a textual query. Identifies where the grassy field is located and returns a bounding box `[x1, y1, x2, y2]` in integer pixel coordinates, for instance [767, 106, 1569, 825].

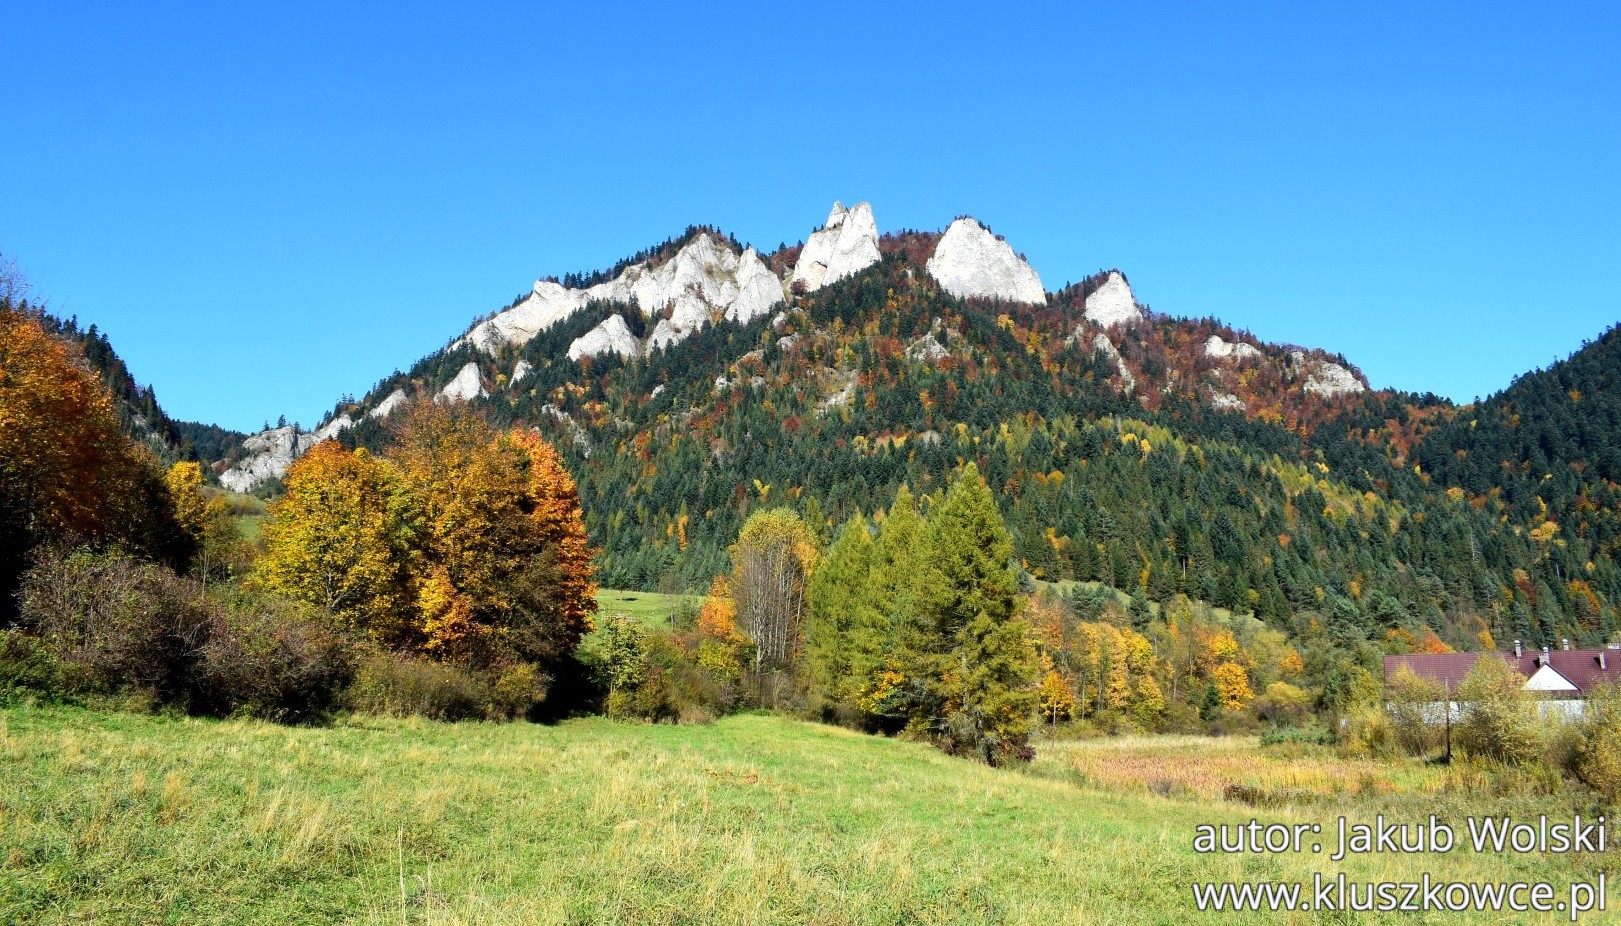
[595, 589, 701, 627]
[2, 706, 1614, 924]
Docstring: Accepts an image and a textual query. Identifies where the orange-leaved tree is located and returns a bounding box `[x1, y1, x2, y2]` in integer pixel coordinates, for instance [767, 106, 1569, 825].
[504, 427, 598, 657]
[1, 302, 188, 612]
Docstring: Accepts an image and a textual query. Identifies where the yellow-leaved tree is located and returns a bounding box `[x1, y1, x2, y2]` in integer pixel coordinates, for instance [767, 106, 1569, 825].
[257, 442, 419, 645]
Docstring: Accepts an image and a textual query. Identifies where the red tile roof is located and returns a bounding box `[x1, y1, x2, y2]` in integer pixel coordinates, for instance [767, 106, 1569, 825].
[1385, 649, 1621, 695]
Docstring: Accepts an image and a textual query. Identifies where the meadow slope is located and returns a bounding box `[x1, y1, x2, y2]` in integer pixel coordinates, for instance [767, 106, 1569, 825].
[0, 706, 1609, 924]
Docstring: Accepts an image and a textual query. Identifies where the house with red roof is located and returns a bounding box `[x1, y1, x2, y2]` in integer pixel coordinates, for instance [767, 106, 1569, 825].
[1385, 639, 1621, 699]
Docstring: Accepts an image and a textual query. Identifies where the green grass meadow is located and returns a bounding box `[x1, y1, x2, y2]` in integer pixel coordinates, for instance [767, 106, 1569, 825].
[594, 590, 701, 627]
[3, 705, 1613, 924]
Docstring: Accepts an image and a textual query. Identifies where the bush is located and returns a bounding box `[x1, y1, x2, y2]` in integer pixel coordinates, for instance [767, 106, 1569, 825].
[581, 616, 728, 723]
[1260, 725, 1335, 747]
[1453, 657, 1541, 765]
[488, 661, 551, 721]
[18, 548, 356, 720]
[0, 629, 62, 703]
[1385, 664, 1446, 757]
[19, 547, 211, 703]
[1573, 683, 1621, 803]
[1339, 706, 1399, 759]
[198, 591, 354, 723]
[345, 648, 492, 721]
[1252, 682, 1311, 726]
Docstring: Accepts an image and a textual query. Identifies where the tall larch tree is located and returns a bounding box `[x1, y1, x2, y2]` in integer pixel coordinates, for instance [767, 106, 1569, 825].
[804, 514, 873, 709]
[917, 462, 1039, 763]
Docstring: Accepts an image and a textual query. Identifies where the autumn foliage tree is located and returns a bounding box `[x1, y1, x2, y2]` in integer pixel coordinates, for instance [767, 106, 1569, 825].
[1, 302, 189, 615]
[257, 443, 419, 645]
[729, 507, 818, 697]
[255, 403, 598, 702]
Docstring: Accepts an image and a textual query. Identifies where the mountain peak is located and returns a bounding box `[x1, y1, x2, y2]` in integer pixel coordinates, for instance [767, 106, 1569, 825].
[1082, 271, 1140, 328]
[924, 217, 1045, 305]
[791, 201, 881, 293]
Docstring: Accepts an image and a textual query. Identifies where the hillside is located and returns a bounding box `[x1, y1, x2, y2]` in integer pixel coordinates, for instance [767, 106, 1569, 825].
[205, 202, 1620, 650]
[33, 311, 245, 465]
[1414, 324, 1621, 576]
[1, 704, 1597, 925]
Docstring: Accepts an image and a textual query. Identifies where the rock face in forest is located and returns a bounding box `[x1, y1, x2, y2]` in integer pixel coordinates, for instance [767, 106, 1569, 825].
[460, 233, 786, 357]
[791, 202, 882, 293]
[568, 314, 639, 361]
[924, 218, 1046, 305]
[1083, 271, 1140, 328]
[1290, 351, 1366, 397]
[437, 362, 487, 403]
[219, 426, 316, 493]
[1205, 335, 1262, 361]
[369, 388, 408, 419]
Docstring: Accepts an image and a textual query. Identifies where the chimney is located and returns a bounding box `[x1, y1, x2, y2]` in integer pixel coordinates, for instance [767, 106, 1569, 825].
[1514, 640, 1523, 658]
[1543, 645, 1552, 664]
[1601, 652, 1607, 671]
[1563, 638, 1571, 651]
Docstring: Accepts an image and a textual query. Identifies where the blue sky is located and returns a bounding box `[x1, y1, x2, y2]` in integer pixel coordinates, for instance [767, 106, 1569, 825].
[4, 2, 1617, 432]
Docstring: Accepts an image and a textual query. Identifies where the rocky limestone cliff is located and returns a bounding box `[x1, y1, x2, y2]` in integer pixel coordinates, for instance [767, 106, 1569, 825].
[460, 281, 588, 355]
[437, 362, 487, 403]
[924, 218, 1046, 305]
[1091, 333, 1137, 394]
[1083, 271, 1140, 327]
[369, 388, 408, 419]
[1205, 335, 1262, 361]
[727, 247, 784, 323]
[459, 232, 785, 357]
[311, 414, 352, 443]
[568, 314, 639, 361]
[791, 202, 881, 292]
[1289, 351, 1366, 397]
[219, 426, 317, 493]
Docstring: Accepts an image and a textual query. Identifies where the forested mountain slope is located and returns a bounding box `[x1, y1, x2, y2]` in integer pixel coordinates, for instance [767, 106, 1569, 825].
[209, 204, 1620, 650]
[32, 311, 244, 464]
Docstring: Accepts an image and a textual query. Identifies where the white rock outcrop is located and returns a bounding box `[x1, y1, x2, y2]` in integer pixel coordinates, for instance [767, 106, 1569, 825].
[1083, 271, 1140, 328]
[728, 248, 786, 323]
[540, 404, 591, 456]
[311, 414, 353, 444]
[924, 218, 1046, 305]
[457, 232, 784, 357]
[369, 388, 408, 420]
[791, 202, 881, 292]
[1212, 391, 1245, 411]
[568, 315, 639, 361]
[510, 360, 532, 386]
[437, 362, 487, 403]
[1092, 333, 1137, 394]
[646, 318, 683, 353]
[1205, 335, 1262, 361]
[219, 426, 317, 493]
[460, 281, 589, 355]
[1289, 351, 1365, 397]
[906, 334, 949, 363]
